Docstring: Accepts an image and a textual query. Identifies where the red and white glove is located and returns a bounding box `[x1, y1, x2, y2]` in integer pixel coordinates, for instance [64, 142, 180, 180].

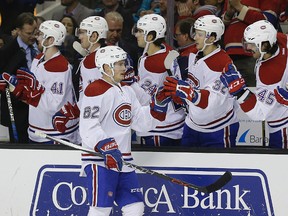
[164, 76, 198, 103]
[52, 102, 80, 133]
[121, 66, 139, 86]
[1, 72, 28, 98]
[95, 138, 123, 171]
[16, 67, 42, 90]
[2, 71, 44, 106]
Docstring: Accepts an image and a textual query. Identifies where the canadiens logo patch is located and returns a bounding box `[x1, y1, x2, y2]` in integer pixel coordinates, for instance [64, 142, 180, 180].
[113, 103, 132, 127]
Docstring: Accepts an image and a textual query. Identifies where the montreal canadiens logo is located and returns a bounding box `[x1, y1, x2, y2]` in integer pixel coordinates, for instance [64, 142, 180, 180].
[113, 103, 132, 127]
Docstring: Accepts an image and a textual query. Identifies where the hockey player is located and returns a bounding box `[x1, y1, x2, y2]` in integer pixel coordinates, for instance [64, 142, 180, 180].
[164, 15, 239, 148]
[80, 45, 170, 215]
[52, 16, 108, 133]
[2, 20, 78, 143]
[221, 20, 288, 148]
[222, 0, 280, 87]
[131, 14, 186, 146]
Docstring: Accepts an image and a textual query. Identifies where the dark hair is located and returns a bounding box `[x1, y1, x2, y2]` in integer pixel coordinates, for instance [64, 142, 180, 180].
[175, 18, 195, 41]
[148, 31, 165, 46]
[14, 12, 36, 29]
[263, 41, 278, 55]
[60, 14, 79, 33]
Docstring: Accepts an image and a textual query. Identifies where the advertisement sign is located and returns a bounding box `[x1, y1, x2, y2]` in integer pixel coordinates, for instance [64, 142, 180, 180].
[30, 165, 273, 216]
[1, 149, 288, 215]
[236, 87, 265, 147]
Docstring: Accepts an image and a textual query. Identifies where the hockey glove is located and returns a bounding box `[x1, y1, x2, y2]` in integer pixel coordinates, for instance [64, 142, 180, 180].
[16, 67, 42, 90]
[52, 102, 80, 133]
[220, 63, 246, 97]
[1, 72, 27, 98]
[95, 138, 123, 171]
[274, 86, 288, 106]
[164, 76, 198, 103]
[0, 74, 7, 92]
[150, 86, 171, 121]
[121, 66, 139, 86]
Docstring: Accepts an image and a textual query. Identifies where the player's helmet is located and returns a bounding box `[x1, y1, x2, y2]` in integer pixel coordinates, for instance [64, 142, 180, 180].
[95, 46, 127, 72]
[136, 14, 166, 40]
[243, 20, 277, 51]
[39, 20, 66, 46]
[78, 16, 108, 39]
[193, 15, 224, 42]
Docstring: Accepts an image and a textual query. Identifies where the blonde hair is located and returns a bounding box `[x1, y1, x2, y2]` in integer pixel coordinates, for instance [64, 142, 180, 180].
[104, 11, 124, 23]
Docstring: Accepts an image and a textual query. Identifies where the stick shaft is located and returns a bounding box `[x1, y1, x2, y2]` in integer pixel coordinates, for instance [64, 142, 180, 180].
[5, 87, 18, 142]
[37, 132, 232, 193]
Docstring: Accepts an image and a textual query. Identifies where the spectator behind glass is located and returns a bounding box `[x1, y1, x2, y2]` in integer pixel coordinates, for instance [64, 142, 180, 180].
[105, 11, 140, 72]
[60, 15, 80, 64]
[52, 0, 96, 25]
[133, 0, 161, 22]
[95, 0, 140, 73]
[174, 18, 196, 55]
[105, 12, 123, 46]
[0, 12, 39, 143]
[59, 15, 81, 97]
[174, 18, 197, 80]
[204, 0, 224, 17]
[176, 0, 217, 21]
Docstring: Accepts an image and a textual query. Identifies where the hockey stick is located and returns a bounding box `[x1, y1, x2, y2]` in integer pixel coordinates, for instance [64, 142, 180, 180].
[35, 131, 232, 193]
[73, 41, 88, 57]
[5, 87, 18, 142]
[164, 50, 179, 76]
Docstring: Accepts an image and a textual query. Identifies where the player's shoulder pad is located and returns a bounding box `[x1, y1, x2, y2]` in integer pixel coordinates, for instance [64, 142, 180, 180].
[35, 53, 44, 60]
[83, 52, 96, 69]
[44, 54, 69, 72]
[85, 79, 113, 97]
[144, 47, 172, 73]
[204, 50, 231, 73]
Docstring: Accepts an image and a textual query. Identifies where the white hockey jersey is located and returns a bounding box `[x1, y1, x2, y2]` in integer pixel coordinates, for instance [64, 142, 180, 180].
[133, 44, 186, 139]
[78, 50, 102, 107]
[184, 47, 238, 132]
[240, 33, 288, 133]
[80, 79, 161, 172]
[28, 52, 79, 142]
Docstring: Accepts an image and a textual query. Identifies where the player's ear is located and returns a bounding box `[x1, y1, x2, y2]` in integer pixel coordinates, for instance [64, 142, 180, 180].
[90, 31, 99, 43]
[147, 32, 155, 42]
[208, 34, 216, 44]
[49, 37, 55, 45]
[103, 64, 112, 74]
